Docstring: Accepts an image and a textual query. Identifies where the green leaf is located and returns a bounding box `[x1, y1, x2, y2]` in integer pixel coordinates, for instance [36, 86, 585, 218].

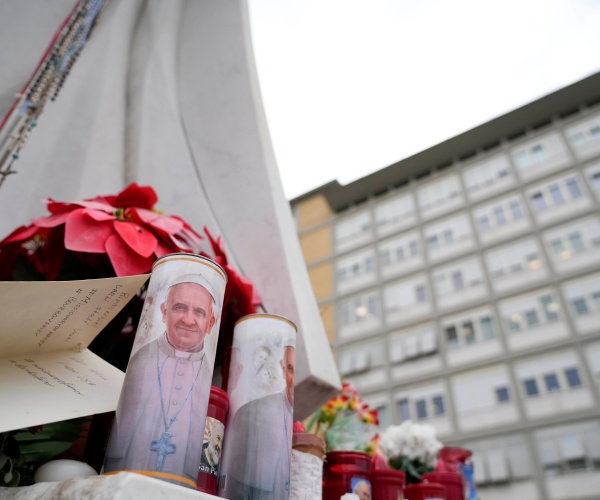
[18, 441, 74, 464]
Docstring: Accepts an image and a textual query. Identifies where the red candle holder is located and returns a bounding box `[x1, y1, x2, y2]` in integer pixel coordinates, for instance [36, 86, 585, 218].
[322, 450, 371, 500]
[404, 481, 447, 500]
[371, 469, 406, 500]
[196, 386, 229, 495]
[422, 472, 464, 500]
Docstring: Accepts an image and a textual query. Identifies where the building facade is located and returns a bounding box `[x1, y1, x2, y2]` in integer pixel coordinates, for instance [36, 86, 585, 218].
[291, 72, 600, 500]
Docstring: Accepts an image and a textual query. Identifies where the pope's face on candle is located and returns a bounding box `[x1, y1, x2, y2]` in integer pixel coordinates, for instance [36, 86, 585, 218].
[209, 423, 224, 461]
[161, 282, 215, 351]
[281, 346, 295, 406]
[353, 480, 371, 500]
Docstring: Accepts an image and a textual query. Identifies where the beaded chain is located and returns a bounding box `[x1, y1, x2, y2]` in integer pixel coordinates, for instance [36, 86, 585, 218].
[0, 0, 108, 188]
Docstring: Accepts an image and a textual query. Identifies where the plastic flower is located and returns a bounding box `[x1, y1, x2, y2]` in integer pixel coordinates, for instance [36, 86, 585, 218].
[366, 434, 390, 470]
[0, 183, 203, 278]
[306, 381, 379, 452]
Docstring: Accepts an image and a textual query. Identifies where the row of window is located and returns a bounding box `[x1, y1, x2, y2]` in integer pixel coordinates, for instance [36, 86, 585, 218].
[391, 367, 584, 424]
[520, 367, 582, 398]
[338, 278, 600, 375]
[334, 161, 600, 255]
[339, 262, 600, 337]
[335, 213, 600, 293]
[336, 111, 600, 235]
[461, 422, 600, 487]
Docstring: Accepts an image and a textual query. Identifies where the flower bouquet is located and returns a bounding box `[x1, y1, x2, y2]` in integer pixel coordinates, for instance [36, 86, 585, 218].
[379, 420, 443, 484]
[306, 382, 379, 453]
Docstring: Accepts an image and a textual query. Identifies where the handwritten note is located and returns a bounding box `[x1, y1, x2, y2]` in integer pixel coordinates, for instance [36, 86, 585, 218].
[0, 275, 149, 433]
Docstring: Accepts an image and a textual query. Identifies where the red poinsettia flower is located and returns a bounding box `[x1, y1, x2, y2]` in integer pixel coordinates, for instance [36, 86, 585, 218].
[0, 183, 203, 278]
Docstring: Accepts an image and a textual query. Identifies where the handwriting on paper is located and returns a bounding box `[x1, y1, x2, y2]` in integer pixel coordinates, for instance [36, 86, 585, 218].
[33, 284, 133, 348]
[5, 353, 121, 397]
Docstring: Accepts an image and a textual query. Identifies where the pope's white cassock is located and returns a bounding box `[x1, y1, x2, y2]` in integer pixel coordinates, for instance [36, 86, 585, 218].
[104, 332, 212, 487]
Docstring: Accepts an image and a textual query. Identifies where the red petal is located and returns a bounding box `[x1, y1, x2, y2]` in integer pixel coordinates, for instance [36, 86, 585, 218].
[38, 227, 66, 280]
[114, 183, 158, 210]
[113, 221, 157, 258]
[72, 199, 116, 212]
[154, 238, 173, 258]
[44, 199, 75, 215]
[32, 211, 71, 228]
[105, 234, 154, 276]
[64, 210, 115, 253]
[169, 233, 194, 252]
[1, 224, 39, 243]
[84, 208, 116, 222]
[129, 208, 184, 234]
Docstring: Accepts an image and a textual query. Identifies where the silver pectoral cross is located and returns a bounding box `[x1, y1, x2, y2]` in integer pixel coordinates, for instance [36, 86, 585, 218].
[150, 432, 176, 471]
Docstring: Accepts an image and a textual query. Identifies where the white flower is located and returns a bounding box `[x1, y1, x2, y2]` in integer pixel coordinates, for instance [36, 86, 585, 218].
[380, 421, 443, 467]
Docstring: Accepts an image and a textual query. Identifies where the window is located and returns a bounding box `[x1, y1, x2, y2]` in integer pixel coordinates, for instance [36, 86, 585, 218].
[567, 178, 582, 198]
[415, 285, 427, 303]
[532, 144, 545, 162]
[443, 229, 453, 244]
[525, 309, 539, 327]
[526, 252, 541, 269]
[508, 315, 521, 333]
[549, 184, 564, 205]
[365, 256, 375, 272]
[480, 317, 495, 340]
[544, 373, 561, 392]
[569, 232, 585, 252]
[397, 399, 410, 421]
[395, 247, 405, 261]
[479, 215, 490, 231]
[409, 240, 419, 256]
[572, 297, 589, 315]
[435, 274, 450, 295]
[381, 248, 391, 266]
[416, 399, 428, 419]
[367, 295, 378, 316]
[541, 295, 560, 322]
[524, 378, 539, 396]
[340, 293, 380, 326]
[550, 238, 565, 255]
[494, 206, 506, 225]
[452, 271, 464, 290]
[335, 212, 371, 244]
[571, 131, 586, 148]
[593, 172, 600, 190]
[446, 326, 458, 347]
[532, 192, 546, 210]
[593, 291, 600, 310]
[510, 200, 523, 219]
[536, 422, 600, 477]
[496, 386, 510, 403]
[432, 395, 445, 416]
[428, 235, 439, 249]
[462, 321, 475, 344]
[565, 368, 582, 388]
[341, 303, 351, 326]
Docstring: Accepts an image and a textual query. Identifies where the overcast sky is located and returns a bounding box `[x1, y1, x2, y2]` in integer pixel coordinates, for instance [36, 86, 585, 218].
[247, 0, 600, 200]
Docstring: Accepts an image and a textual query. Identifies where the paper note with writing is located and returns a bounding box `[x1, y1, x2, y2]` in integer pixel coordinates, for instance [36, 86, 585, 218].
[0, 275, 149, 433]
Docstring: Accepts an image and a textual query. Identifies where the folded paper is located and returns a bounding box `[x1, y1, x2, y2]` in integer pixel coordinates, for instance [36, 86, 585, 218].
[0, 274, 149, 433]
